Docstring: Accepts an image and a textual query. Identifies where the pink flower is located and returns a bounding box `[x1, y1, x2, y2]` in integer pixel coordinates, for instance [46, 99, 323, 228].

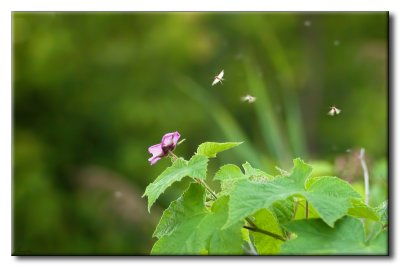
[148, 132, 181, 165]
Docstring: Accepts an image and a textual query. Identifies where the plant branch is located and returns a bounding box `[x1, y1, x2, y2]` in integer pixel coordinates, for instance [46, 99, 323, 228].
[244, 217, 286, 241]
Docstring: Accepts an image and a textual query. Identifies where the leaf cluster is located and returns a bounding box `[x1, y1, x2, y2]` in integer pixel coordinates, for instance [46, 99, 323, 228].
[143, 142, 388, 255]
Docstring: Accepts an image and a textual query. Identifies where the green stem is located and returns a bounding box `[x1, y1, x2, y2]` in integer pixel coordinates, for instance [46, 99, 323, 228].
[292, 199, 299, 220]
[359, 148, 370, 205]
[168, 151, 179, 161]
[195, 178, 218, 200]
[243, 225, 286, 242]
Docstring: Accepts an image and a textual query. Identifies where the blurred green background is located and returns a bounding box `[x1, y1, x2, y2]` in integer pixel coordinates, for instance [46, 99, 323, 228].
[12, 12, 388, 255]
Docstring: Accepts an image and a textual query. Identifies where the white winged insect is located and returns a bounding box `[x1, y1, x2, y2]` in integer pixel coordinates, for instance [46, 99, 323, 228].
[212, 70, 224, 86]
[241, 94, 256, 103]
[328, 106, 341, 116]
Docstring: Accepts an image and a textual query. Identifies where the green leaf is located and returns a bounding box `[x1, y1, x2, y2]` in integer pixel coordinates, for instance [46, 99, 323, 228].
[186, 154, 209, 179]
[196, 142, 242, 158]
[275, 166, 290, 176]
[207, 197, 244, 255]
[143, 154, 208, 211]
[348, 199, 380, 221]
[375, 200, 388, 224]
[225, 158, 362, 228]
[153, 183, 206, 239]
[293, 198, 320, 220]
[214, 164, 247, 196]
[151, 184, 244, 255]
[243, 161, 274, 182]
[151, 183, 209, 254]
[225, 158, 310, 228]
[252, 209, 284, 255]
[214, 164, 246, 181]
[367, 229, 388, 253]
[271, 199, 295, 225]
[241, 228, 251, 243]
[281, 217, 388, 255]
[303, 176, 361, 225]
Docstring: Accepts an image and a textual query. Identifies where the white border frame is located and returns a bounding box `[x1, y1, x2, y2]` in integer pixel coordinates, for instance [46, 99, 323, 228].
[1, 1, 398, 266]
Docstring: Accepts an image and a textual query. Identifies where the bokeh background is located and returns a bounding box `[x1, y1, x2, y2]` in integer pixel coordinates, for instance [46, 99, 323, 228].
[12, 12, 388, 255]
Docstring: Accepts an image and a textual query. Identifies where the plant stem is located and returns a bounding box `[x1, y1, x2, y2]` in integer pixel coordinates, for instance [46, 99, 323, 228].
[168, 151, 179, 162]
[177, 138, 186, 145]
[195, 178, 218, 200]
[246, 239, 258, 255]
[359, 148, 370, 205]
[243, 225, 286, 242]
[292, 198, 299, 220]
[244, 217, 286, 241]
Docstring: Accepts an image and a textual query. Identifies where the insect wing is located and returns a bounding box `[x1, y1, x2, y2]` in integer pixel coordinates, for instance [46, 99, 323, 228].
[217, 70, 224, 80]
[328, 109, 335, 116]
[335, 108, 341, 114]
[241, 95, 256, 103]
[212, 70, 224, 86]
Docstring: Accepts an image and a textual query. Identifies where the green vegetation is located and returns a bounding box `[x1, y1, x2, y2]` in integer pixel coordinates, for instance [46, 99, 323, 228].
[144, 142, 387, 255]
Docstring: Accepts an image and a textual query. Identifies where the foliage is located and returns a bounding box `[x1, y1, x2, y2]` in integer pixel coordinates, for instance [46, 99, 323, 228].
[144, 142, 388, 255]
[281, 217, 387, 255]
[151, 184, 243, 255]
[143, 154, 208, 211]
[252, 209, 284, 254]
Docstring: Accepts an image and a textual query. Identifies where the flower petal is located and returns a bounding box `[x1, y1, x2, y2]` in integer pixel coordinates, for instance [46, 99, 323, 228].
[148, 156, 162, 165]
[161, 131, 181, 147]
[148, 143, 164, 157]
[148, 132, 181, 165]
[171, 132, 181, 146]
[161, 133, 174, 147]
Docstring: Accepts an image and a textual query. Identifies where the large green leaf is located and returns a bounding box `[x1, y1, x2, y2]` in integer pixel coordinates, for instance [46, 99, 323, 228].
[151, 183, 243, 255]
[143, 154, 208, 211]
[196, 142, 242, 158]
[252, 209, 284, 255]
[303, 176, 361, 225]
[153, 183, 207, 239]
[207, 197, 244, 255]
[281, 217, 388, 255]
[225, 158, 362, 228]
